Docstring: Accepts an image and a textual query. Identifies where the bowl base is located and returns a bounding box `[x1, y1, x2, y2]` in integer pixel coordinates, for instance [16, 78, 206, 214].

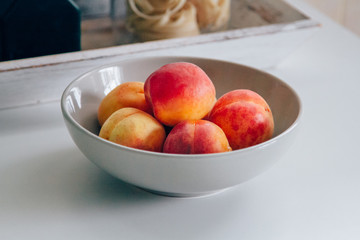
[138, 187, 231, 198]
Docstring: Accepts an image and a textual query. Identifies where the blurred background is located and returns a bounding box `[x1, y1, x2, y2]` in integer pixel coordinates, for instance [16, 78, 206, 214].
[301, 0, 359, 36]
[0, 0, 358, 62]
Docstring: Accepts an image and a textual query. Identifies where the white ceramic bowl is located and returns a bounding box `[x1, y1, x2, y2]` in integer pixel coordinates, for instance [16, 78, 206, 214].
[61, 56, 301, 197]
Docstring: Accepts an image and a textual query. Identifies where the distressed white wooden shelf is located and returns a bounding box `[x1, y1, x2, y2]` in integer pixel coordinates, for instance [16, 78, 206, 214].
[0, 0, 320, 110]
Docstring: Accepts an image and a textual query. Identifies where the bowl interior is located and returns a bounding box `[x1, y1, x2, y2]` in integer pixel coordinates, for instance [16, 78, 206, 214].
[63, 56, 300, 141]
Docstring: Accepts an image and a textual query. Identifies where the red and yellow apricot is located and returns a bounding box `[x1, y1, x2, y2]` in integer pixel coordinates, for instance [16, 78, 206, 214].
[209, 89, 274, 150]
[97, 62, 275, 154]
[99, 107, 166, 152]
[97, 82, 152, 126]
[163, 120, 232, 154]
[144, 62, 216, 126]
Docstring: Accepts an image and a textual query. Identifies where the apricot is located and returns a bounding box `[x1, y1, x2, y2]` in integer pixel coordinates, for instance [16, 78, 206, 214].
[163, 120, 232, 154]
[98, 82, 152, 126]
[209, 89, 274, 150]
[144, 62, 216, 126]
[99, 107, 166, 152]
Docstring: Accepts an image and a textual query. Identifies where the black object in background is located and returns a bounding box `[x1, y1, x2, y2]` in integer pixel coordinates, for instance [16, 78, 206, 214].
[0, 0, 81, 61]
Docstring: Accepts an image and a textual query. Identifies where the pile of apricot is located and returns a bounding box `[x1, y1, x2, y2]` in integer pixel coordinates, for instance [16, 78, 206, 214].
[98, 62, 274, 154]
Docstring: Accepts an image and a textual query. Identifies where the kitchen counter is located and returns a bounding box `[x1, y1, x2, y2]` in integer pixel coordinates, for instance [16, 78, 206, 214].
[1, 0, 360, 239]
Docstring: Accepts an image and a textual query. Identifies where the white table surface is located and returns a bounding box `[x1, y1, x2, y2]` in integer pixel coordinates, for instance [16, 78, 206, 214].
[1, 1, 360, 239]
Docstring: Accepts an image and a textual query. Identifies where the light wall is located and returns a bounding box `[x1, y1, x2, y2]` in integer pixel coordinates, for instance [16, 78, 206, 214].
[301, 0, 360, 36]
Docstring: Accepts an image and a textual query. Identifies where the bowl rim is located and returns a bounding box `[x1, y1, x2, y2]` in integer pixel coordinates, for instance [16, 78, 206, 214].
[61, 55, 302, 160]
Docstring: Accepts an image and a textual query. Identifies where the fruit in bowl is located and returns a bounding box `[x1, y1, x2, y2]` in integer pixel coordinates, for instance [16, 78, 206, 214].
[61, 56, 301, 197]
[99, 62, 274, 154]
[209, 89, 274, 150]
[163, 120, 232, 154]
[99, 107, 166, 152]
[144, 62, 216, 127]
[97, 81, 152, 126]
